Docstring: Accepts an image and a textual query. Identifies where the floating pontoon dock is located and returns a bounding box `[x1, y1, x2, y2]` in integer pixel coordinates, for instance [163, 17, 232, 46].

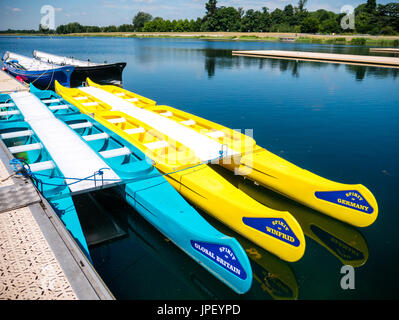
[0, 135, 114, 300]
[0, 72, 114, 300]
[369, 48, 399, 56]
[232, 50, 399, 68]
[0, 69, 28, 94]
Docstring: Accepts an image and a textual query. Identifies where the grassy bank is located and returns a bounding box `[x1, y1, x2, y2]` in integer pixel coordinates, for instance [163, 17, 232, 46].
[2, 32, 399, 46]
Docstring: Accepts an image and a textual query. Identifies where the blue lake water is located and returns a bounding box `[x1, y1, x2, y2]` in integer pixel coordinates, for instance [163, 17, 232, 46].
[1, 36, 398, 299]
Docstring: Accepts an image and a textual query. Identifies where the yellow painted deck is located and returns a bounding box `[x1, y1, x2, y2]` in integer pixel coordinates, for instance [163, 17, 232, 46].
[232, 50, 399, 68]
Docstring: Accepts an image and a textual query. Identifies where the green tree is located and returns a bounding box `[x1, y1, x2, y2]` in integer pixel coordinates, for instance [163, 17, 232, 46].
[381, 25, 395, 35]
[56, 24, 66, 34]
[205, 0, 218, 18]
[103, 25, 117, 32]
[271, 8, 285, 25]
[64, 22, 85, 33]
[164, 20, 173, 32]
[191, 18, 203, 32]
[320, 18, 340, 34]
[355, 11, 374, 34]
[298, 0, 308, 12]
[260, 7, 272, 32]
[201, 5, 241, 32]
[86, 26, 101, 32]
[300, 16, 319, 33]
[312, 9, 333, 22]
[377, 3, 399, 33]
[241, 9, 262, 32]
[355, 4, 367, 16]
[214, 6, 241, 32]
[284, 4, 294, 17]
[365, 0, 377, 14]
[174, 20, 185, 32]
[118, 24, 134, 32]
[39, 24, 50, 34]
[292, 4, 309, 26]
[133, 11, 153, 31]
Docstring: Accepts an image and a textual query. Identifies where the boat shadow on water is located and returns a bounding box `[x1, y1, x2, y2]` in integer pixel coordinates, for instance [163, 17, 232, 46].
[73, 162, 369, 300]
[75, 187, 298, 299]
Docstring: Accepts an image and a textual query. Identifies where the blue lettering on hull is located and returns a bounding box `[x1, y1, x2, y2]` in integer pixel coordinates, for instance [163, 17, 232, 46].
[315, 190, 373, 214]
[242, 217, 300, 247]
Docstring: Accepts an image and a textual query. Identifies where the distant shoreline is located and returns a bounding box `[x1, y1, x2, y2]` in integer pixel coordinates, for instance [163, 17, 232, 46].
[2, 32, 399, 46]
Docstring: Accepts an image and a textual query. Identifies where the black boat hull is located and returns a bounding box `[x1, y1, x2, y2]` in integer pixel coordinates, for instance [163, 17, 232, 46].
[70, 62, 126, 87]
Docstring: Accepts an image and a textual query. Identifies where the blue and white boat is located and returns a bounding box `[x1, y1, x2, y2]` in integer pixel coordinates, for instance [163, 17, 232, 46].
[2, 51, 74, 89]
[0, 85, 253, 294]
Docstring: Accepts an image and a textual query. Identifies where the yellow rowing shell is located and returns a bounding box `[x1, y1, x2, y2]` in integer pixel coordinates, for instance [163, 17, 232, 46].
[55, 80, 306, 262]
[82, 79, 378, 228]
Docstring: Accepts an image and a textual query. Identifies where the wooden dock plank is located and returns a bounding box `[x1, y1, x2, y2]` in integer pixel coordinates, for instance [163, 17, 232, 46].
[232, 50, 399, 68]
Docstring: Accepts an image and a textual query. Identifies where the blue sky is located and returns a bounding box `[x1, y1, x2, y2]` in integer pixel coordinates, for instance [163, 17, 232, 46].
[0, 0, 393, 30]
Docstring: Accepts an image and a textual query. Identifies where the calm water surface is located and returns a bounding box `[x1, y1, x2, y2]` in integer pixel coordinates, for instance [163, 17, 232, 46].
[1, 36, 398, 299]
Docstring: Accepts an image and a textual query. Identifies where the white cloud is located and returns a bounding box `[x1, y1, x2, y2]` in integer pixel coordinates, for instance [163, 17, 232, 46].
[12, 8, 22, 12]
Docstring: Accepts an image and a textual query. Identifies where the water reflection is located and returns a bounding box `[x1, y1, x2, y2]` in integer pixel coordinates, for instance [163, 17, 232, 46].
[199, 48, 399, 80]
[76, 187, 300, 299]
[344, 64, 399, 81]
[177, 48, 399, 80]
[128, 42, 399, 81]
[79, 189, 233, 299]
[75, 161, 370, 299]
[77, 188, 286, 299]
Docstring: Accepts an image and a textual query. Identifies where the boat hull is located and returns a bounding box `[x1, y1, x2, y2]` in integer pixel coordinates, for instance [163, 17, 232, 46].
[54, 81, 307, 262]
[3, 62, 73, 89]
[164, 164, 306, 262]
[127, 101, 378, 228]
[56, 80, 305, 261]
[11, 86, 255, 294]
[70, 63, 126, 87]
[222, 149, 378, 227]
[120, 175, 253, 293]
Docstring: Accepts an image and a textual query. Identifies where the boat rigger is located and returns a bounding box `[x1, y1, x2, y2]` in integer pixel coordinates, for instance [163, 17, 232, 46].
[78, 85, 240, 162]
[0, 86, 254, 294]
[77, 79, 378, 228]
[55, 80, 306, 263]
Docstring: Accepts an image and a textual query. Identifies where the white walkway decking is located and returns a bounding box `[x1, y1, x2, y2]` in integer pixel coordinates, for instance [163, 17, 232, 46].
[9, 91, 121, 193]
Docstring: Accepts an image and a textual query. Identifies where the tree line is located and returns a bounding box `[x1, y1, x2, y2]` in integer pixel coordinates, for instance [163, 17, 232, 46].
[138, 0, 398, 35]
[1, 0, 398, 35]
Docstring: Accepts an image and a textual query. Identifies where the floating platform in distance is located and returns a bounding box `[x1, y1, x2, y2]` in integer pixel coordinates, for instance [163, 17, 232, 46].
[279, 37, 296, 42]
[369, 48, 399, 56]
[232, 50, 399, 68]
